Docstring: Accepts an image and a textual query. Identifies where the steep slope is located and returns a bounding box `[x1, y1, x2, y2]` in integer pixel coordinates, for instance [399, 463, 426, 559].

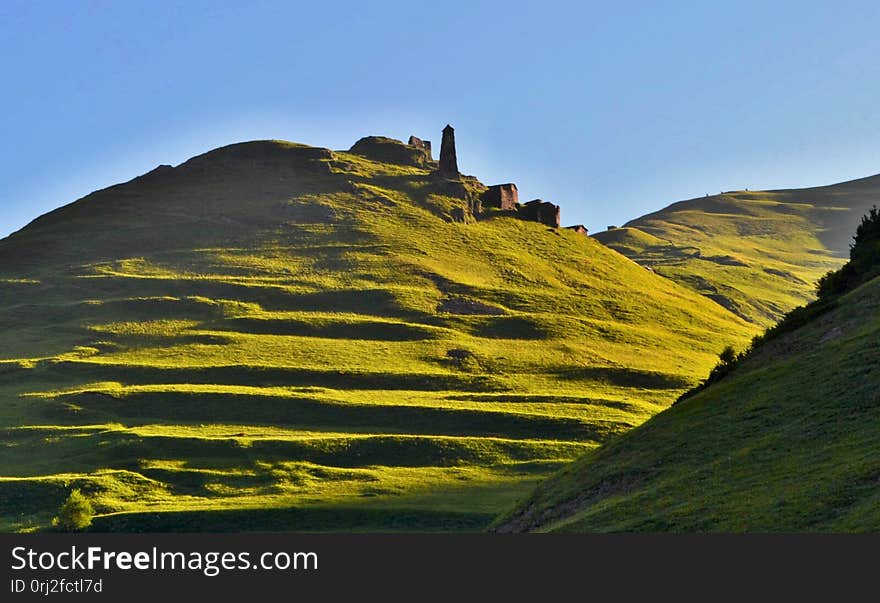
[494, 274, 880, 532]
[0, 137, 754, 532]
[593, 175, 880, 325]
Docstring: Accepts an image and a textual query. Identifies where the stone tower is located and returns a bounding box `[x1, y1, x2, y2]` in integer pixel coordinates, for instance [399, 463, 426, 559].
[439, 124, 458, 178]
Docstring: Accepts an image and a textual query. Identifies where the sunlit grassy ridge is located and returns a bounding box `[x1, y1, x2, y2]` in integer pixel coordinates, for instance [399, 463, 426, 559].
[593, 176, 880, 325]
[494, 274, 880, 532]
[0, 139, 753, 532]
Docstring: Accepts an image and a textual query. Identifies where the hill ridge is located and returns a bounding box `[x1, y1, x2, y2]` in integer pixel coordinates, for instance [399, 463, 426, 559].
[0, 131, 754, 532]
[593, 173, 880, 325]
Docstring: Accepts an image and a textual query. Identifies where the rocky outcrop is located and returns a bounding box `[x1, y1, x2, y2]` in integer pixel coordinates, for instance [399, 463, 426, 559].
[566, 224, 588, 235]
[349, 136, 430, 167]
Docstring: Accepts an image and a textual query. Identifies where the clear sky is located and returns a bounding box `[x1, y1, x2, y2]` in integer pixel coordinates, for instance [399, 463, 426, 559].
[2, 1, 879, 237]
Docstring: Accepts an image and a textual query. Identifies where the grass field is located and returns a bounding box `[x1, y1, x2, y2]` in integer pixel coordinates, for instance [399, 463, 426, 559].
[593, 176, 880, 325]
[495, 273, 880, 532]
[0, 138, 754, 532]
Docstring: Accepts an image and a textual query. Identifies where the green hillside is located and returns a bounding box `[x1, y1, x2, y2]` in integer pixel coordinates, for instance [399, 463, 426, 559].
[593, 176, 880, 325]
[0, 137, 753, 532]
[494, 271, 880, 532]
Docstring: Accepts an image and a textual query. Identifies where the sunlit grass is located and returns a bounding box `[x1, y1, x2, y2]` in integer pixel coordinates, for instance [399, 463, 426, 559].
[0, 139, 756, 532]
[593, 185, 880, 325]
[495, 275, 880, 532]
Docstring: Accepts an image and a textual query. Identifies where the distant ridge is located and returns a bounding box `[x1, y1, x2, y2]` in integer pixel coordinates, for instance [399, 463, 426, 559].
[594, 173, 880, 324]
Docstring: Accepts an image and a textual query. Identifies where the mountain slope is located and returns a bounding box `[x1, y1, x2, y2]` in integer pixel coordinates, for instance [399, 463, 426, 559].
[494, 274, 880, 532]
[0, 137, 753, 532]
[593, 176, 880, 325]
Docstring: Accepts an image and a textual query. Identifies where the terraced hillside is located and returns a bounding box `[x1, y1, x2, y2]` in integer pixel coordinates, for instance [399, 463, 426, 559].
[0, 138, 753, 532]
[495, 274, 880, 533]
[594, 175, 880, 325]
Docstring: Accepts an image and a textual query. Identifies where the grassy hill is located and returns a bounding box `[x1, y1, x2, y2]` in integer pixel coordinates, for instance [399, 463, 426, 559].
[0, 137, 753, 532]
[593, 176, 880, 325]
[493, 271, 880, 532]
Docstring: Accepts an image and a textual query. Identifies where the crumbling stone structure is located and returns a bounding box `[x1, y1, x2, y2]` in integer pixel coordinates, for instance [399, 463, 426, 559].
[481, 183, 518, 210]
[407, 136, 432, 160]
[345, 126, 575, 232]
[439, 124, 459, 178]
[521, 199, 560, 228]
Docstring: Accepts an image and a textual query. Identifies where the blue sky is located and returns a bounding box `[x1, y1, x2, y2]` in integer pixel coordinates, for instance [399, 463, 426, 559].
[2, 1, 879, 236]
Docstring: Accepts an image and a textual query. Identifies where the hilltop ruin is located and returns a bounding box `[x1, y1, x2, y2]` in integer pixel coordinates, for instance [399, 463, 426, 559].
[397, 126, 583, 231]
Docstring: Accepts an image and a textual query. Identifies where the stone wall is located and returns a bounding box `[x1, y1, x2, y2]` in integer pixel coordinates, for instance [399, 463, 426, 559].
[481, 183, 519, 210]
[521, 199, 560, 228]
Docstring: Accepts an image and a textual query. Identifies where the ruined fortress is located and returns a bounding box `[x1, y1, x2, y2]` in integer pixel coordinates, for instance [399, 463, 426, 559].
[352, 124, 586, 233]
[421, 124, 578, 231]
